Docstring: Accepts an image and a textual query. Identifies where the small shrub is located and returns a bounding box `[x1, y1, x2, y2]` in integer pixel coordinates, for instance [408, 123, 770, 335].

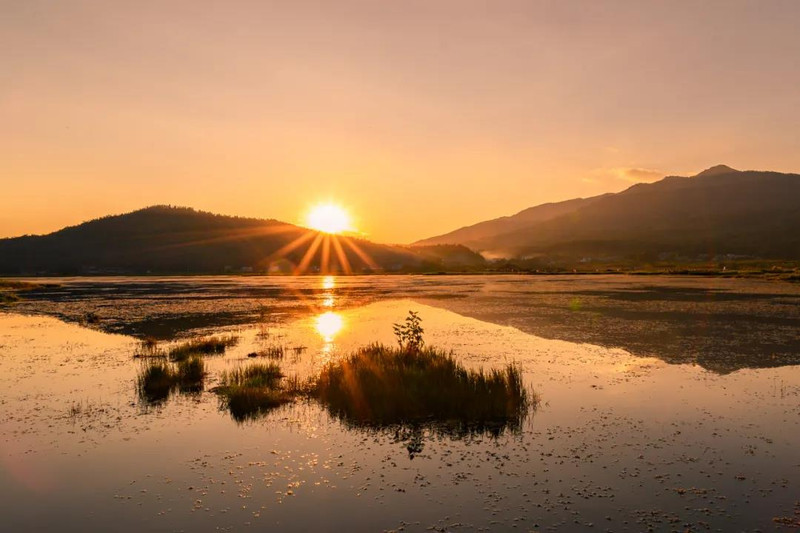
[393, 311, 425, 352]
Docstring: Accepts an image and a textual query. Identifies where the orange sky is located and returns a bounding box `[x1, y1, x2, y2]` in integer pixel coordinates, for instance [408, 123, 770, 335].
[3, 1, 800, 243]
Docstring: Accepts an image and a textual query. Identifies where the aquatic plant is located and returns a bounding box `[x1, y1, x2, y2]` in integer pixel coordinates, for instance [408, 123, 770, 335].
[214, 363, 294, 422]
[133, 337, 165, 358]
[247, 344, 285, 359]
[137, 360, 176, 404]
[136, 356, 206, 404]
[312, 343, 530, 434]
[168, 334, 239, 361]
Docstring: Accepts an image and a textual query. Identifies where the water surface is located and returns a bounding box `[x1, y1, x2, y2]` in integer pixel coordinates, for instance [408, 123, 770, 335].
[1, 275, 799, 531]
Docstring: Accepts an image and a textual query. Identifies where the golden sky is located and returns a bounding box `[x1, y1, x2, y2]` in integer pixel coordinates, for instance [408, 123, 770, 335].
[2, 1, 800, 243]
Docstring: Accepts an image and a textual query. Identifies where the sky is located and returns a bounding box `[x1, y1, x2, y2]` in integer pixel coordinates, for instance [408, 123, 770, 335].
[2, 0, 800, 243]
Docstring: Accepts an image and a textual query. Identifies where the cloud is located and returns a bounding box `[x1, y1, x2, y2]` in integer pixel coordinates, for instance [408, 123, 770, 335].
[583, 167, 665, 189]
[612, 167, 664, 183]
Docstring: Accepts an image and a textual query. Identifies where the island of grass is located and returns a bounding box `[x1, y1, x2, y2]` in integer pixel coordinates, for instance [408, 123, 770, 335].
[137, 356, 205, 404]
[168, 335, 239, 361]
[313, 343, 530, 433]
[213, 363, 298, 422]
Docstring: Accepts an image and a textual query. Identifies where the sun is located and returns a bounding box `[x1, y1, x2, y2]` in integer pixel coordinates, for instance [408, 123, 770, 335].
[306, 203, 352, 234]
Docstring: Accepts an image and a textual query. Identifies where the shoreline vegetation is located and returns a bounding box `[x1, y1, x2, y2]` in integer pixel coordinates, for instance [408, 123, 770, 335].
[2, 262, 799, 284]
[136, 313, 534, 442]
[0, 279, 58, 304]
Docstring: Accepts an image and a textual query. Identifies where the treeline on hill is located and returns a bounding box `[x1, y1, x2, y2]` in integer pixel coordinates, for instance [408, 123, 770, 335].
[0, 206, 486, 275]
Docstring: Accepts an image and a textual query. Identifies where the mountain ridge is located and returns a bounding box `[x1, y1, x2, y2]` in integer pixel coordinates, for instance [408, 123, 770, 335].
[0, 206, 485, 274]
[419, 165, 800, 262]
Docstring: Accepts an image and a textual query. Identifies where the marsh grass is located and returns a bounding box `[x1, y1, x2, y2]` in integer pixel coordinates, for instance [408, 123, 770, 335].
[312, 343, 530, 434]
[137, 355, 206, 404]
[0, 279, 47, 305]
[168, 335, 239, 362]
[0, 280, 49, 291]
[0, 292, 20, 304]
[133, 337, 165, 358]
[214, 363, 295, 422]
[247, 345, 285, 359]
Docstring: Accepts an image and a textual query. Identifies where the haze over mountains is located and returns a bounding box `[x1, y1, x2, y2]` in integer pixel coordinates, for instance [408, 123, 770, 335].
[418, 165, 800, 263]
[0, 207, 484, 275]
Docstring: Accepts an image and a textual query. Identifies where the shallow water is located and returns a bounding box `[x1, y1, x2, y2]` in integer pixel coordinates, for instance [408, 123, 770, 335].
[1, 275, 799, 531]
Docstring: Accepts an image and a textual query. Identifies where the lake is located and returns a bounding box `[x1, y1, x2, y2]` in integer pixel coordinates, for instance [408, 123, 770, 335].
[1, 275, 799, 531]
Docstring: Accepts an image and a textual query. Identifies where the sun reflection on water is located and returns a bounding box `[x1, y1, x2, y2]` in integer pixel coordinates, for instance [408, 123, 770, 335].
[315, 311, 344, 342]
[322, 276, 335, 290]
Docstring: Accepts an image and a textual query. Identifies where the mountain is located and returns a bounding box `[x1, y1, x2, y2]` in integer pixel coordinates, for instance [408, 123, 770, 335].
[420, 166, 800, 262]
[0, 206, 485, 275]
[414, 194, 610, 251]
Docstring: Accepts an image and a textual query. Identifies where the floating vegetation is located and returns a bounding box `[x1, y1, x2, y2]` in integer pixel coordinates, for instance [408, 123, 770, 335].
[168, 334, 239, 362]
[136, 356, 206, 404]
[213, 363, 296, 422]
[312, 343, 530, 435]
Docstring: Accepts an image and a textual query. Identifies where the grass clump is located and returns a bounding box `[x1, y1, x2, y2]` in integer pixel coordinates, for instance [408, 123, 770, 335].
[133, 337, 165, 358]
[214, 363, 295, 422]
[168, 334, 238, 361]
[312, 342, 530, 434]
[0, 292, 20, 304]
[247, 344, 285, 359]
[137, 355, 206, 404]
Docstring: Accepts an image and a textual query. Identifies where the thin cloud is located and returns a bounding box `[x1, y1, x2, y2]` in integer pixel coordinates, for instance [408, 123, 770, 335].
[613, 167, 664, 183]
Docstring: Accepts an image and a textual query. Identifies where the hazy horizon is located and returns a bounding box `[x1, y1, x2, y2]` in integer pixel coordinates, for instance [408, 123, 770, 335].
[3, 1, 800, 242]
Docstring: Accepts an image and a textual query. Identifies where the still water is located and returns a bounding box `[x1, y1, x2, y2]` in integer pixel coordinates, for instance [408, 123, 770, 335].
[1, 275, 799, 531]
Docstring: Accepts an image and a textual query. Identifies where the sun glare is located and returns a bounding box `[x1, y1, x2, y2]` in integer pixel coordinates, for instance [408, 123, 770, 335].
[307, 203, 352, 234]
[315, 311, 344, 341]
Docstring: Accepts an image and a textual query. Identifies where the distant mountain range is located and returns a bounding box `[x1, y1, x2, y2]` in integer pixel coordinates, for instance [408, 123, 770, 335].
[3, 165, 798, 275]
[0, 206, 485, 275]
[417, 165, 800, 263]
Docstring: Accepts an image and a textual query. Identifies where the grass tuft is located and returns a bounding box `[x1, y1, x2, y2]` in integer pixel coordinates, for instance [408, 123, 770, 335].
[312, 343, 530, 435]
[168, 335, 238, 361]
[214, 363, 293, 422]
[137, 356, 206, 404]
